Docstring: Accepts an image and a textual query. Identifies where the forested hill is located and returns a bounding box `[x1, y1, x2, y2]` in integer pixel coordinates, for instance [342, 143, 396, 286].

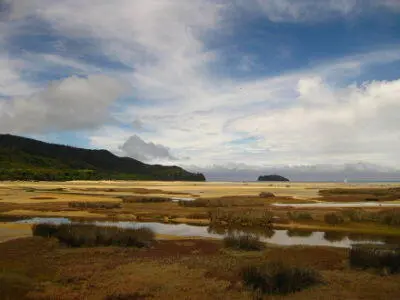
[0, 134, 205, 181]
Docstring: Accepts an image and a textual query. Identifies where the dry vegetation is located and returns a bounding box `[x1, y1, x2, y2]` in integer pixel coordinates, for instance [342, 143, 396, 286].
[1, 237, 400, 299]
[1, 182, 400, 298]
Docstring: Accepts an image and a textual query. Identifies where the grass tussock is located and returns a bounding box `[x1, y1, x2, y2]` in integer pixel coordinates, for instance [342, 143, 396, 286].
[209, 209, 274, 227]
[324, 213, 345, 225]
[349, 244, 400, 274]
[223, 234, 265, 251]
[240, 261, 322, 295]
[32, 223, 154, 248]
[68, 201, 122, 209]
[287, 211, 313, 221]
[119, 196, 172, 203]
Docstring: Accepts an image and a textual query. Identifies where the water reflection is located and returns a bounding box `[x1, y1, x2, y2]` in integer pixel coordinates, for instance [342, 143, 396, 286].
[14, 217, 389, 248]
[323, 231, 347, 242]
[287, 229, 313, 238]
[208, 223, 275, 239]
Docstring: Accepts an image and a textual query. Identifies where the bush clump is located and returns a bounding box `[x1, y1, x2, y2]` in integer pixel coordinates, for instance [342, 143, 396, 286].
[209, 209, 274, 227]
[324, 213, 345, 225]
[349, 244, 400, 274]
[32, 223, 154, 248]
[223, 234, 265, 251]
[287, 211, 313, 221]
[259, 192, 275, 198]
[240, 261, 322, 295]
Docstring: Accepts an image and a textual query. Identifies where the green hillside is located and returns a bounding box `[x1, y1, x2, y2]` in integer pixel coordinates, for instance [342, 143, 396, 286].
[0, 134, 205, 181]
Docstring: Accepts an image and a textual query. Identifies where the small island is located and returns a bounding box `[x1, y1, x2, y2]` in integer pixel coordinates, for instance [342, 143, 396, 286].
[258, 174, 290, 182]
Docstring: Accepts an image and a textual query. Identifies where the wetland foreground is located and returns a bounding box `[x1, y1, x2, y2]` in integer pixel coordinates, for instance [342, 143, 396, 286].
[1, 181, 400, 299]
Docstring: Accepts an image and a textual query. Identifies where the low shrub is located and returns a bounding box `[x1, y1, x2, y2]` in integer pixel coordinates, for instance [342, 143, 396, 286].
[324, 213, 345, 225]
[287, 211, 313, 221]
[349, 244, 400, 274]
[259, 192, 275, 198]
[32, 223, 155, 248]
[209, 209, 274, 227]
[68, 202, 121, 209]
[240, 261, 322, 295]
[32, 223, 59, 238]
[378, 210, 400, 226]
[287, 229, 313, 237]
[223, 234, 265, 251]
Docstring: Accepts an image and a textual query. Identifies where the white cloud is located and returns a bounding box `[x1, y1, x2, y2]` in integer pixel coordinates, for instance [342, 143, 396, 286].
[120, 135, 176, 162]
[1, 0, 400, 175]
[240, 0, 400, 23]
[0, 75, 128, 133]
[229, 78, 400, 166]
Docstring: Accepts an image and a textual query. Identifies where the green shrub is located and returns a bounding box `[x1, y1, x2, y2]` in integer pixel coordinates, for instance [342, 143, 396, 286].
[350, 244, 400, 274]
[324, 213, 345, 225]
[223, 234, 265, 251]
[32, 223, 155, 248]
[240, 261, 322, 295]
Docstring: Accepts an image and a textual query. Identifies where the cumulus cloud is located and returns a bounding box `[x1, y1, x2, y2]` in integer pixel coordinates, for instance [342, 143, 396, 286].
[120, 135, 176, 162]
[1, 0, 400, 175]
[0, 75, 127, 133]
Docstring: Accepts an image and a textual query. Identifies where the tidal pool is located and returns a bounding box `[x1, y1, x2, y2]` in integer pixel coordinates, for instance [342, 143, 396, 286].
[15, 217, 397, 248]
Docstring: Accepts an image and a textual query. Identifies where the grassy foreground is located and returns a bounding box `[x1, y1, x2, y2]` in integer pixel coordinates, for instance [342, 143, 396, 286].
[1, 236, 400, 299]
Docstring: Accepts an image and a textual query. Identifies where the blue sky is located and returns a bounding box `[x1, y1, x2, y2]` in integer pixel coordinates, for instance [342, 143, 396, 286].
[1, 0, 400, 179]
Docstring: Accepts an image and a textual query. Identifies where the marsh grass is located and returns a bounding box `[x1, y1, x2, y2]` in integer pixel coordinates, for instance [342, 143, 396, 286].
[0, 270, 34, 300]
[223, 234, 265, 251]
[68, 201, 122, 209]
[119, 196, 172, 203]
[324, 213, 345, 225]
[240, 261, 322, 295]
[319, 187, 400, 202]
[342, 209, 400, 226]
[179, 196, 268, 208]
[287, 211, 313, 221]
[349, 244, 400, 274]
[32, 223, 154, 247]
[209, 209, 274, 227]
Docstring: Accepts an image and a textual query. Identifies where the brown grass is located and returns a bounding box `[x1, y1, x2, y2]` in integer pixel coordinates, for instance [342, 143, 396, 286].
[2, 237, 400, 299]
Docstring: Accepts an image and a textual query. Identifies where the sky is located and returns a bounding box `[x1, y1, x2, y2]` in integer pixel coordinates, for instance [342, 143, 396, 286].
[0, 0, 400, 181]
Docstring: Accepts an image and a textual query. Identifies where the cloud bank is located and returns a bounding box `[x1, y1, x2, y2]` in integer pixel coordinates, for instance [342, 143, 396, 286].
[1, 0, 400, 180]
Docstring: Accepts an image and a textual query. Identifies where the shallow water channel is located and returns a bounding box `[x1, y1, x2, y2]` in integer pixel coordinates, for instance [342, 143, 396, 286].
[15, 217, 400, 248]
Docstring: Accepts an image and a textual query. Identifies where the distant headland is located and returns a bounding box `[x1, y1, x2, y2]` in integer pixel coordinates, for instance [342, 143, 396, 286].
[257, 174, 290, 182]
